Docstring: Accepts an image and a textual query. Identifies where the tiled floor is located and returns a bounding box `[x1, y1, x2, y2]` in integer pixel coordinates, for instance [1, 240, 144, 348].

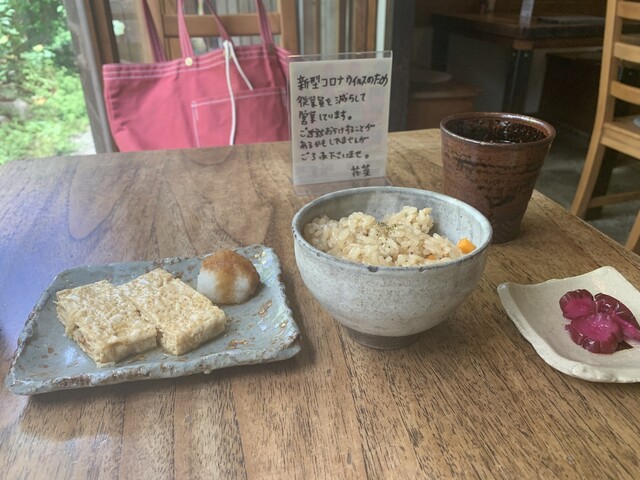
[535, 123, 640, 247]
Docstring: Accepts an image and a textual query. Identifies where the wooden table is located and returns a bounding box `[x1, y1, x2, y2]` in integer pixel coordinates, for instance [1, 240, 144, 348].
[431, 12, 608, 112]
[2, 130, 640, 479]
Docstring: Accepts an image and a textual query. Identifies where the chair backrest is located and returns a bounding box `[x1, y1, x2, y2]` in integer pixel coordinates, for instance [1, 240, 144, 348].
[595, 0, 640, 154]
[149, 0, 299, 59]
[570, 0, 640, 252]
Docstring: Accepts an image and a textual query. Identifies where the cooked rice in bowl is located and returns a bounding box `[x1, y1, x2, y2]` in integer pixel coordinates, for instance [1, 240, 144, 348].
[303, 206, 470, 267]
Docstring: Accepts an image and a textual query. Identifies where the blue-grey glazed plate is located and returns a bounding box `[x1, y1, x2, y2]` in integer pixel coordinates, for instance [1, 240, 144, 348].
[7, 245, 301, 395]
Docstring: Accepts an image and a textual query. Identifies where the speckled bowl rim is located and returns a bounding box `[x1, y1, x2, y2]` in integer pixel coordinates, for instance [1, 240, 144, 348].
[292, 186, 493, 272]
[440, 112, 556, 148]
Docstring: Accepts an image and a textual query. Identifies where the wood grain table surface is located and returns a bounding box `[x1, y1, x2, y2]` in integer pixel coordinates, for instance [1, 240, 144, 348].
[2, 129, 640, 479]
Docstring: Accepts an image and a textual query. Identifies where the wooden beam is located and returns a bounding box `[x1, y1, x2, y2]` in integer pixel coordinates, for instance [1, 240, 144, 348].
[388, 0, 415, 131]
[62, 0, 118, 153]
[162, 13, 284, 37]
[352, 0, 368, 51]
[366, 0, 377, 51]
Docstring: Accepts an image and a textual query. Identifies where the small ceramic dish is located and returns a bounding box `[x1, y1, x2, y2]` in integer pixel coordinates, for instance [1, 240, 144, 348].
[498, 266, 640, 383]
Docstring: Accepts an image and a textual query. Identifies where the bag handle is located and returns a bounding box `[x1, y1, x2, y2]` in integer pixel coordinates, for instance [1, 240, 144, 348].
[255, 0, 276, 50]
[141, 0, 167, 62]
[141, 0, 234, 61]
[176, 0, 229, 59]
[142, 0, 275, 61]
[178, 0, 275, 59]
[141, 0, 223, 61]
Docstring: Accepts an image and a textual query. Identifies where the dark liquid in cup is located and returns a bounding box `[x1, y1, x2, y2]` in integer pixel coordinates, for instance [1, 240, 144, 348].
[446, 119, 546, 144]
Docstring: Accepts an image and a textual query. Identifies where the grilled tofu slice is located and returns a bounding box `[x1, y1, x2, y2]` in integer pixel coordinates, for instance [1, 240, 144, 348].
[119, 269, 226, 355]
[56, 280, 158, 365]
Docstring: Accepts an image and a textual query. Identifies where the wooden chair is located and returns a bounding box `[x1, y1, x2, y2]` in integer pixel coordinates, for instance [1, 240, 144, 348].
[147, 0, 299, 60]
[570, 0, 640, 252]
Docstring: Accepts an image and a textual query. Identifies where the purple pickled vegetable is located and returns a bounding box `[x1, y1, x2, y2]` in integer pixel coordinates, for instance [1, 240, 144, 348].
[565, 313, 622, 354]
[609, 313, 640, 342]
[594, 293, 640, 328]
[559, 289, 595, 319]
[559, 289, 640, 354]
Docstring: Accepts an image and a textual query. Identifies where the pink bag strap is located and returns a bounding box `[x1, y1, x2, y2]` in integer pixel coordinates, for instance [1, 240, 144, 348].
[255, 0, 275, 50]
[177, 0, 233, 58]
[142, 0, 276, 61]
[141, 0, 166, 62]
[140, 0, 233, 61]
[195, 0, 275, 50]
[176, 0, 195, 58]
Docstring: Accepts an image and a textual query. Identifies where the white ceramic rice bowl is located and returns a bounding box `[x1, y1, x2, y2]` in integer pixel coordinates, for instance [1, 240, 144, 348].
[291, 186, 493, 348]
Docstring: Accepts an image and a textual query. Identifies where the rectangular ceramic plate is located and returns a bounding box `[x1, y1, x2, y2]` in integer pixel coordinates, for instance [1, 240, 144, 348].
[7, 245, 301, 395]
[498, 266, 640, 383]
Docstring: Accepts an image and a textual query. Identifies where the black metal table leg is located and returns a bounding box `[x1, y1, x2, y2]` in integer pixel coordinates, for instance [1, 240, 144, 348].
[502, 49, 532, 112]
[431, 27, 450, 72]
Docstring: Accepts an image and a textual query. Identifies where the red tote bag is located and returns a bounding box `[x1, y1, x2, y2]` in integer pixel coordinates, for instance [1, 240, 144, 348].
[102, 0, 291, 152]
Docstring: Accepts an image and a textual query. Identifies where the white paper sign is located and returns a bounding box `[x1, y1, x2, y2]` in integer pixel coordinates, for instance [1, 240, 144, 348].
[289, 52, 392, 186]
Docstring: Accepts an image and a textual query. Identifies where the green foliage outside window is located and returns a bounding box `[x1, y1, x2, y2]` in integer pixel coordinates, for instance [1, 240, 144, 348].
[0, 0, 89, 165]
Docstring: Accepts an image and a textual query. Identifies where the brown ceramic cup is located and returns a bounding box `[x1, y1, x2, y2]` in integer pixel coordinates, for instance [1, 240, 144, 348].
[440, 112, 555, 243]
